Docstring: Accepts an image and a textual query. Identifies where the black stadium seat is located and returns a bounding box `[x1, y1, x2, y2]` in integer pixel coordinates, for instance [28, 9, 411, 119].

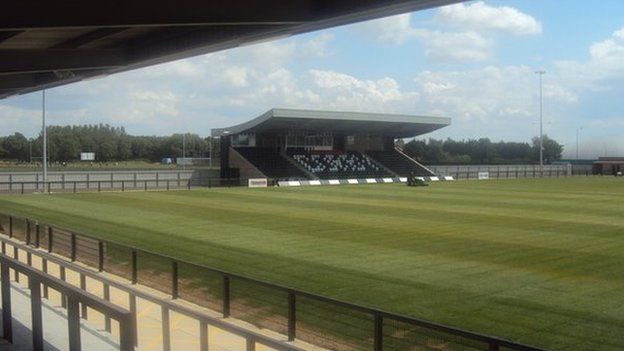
[288, 150, 390, 179]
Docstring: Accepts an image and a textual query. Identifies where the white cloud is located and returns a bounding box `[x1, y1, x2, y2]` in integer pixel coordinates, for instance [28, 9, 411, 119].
[555, 26, 624, 87]
[348, 2, 540, 63]
[413, 65, 576, 140]
[308, 70, 419, 111]
[349, 13, 419, 44]
[436, 1, 542, 36]
[421, 31, 492, 62]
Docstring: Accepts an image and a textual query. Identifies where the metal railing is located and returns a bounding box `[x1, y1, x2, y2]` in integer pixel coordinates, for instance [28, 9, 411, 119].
[0, 235, 305, 351]
[0, 252, 134, 351]
[0, 212, 549, 351]
[429, 166, 570, 180]
[0, 177, 253, 194]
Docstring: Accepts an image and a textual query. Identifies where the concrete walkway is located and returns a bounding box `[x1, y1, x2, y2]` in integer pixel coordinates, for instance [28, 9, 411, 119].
[0, 282, 120, 351]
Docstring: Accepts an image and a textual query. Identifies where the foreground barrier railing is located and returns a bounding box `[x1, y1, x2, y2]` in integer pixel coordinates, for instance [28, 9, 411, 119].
[0, 212, 549, 351]
[0, 252, 134, 351]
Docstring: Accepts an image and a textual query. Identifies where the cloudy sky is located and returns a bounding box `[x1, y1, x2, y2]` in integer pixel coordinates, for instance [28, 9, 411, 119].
[2, 0, 624, 158]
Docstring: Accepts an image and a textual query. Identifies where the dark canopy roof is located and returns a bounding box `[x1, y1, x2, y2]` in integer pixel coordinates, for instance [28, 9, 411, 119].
[212, 108, 451, 138]
[0, 0, 460, 99]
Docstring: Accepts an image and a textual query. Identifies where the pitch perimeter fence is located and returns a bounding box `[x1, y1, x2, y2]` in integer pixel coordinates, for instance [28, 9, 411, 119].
[0, 177, 257, 194]
[429, 164, 574, 180]
[0, 212, 548, 351]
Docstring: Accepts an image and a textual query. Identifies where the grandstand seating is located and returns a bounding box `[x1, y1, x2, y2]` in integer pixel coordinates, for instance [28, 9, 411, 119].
[234, 147, 308, 179]
[366, 149, 434, 176]
[288, 150, 390, 179]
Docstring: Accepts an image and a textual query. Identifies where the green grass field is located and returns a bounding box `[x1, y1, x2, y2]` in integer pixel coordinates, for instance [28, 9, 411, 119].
[0, 177, 623, 350]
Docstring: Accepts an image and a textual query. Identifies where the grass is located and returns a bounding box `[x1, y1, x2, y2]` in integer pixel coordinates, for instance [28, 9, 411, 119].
[0, 177, 623, 350]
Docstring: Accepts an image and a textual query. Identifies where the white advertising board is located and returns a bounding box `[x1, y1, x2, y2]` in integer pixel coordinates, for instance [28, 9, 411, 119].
[80, 152, 95, 161]
[478, 172, 490, 180]
[248, 178, 268, 188]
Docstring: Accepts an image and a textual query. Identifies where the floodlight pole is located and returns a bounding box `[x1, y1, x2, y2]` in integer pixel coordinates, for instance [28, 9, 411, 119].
[576, 127, 583, 160]
[42, 90, 47, 189]
[535, 70, 545, 170]
[182, 133, 186, 171]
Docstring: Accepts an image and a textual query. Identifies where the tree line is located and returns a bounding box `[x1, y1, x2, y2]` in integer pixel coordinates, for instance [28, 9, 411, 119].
[0, 125, 217, 162]
[398, 136, 564, 165]
[0, 124, 564, 164]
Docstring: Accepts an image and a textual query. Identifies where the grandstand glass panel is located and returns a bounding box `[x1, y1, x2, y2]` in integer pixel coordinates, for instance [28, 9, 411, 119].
[11, 217, 28, 242]
[50, 228, 72, 257]
[137, 250, 172, 295]
[75, 235, 99, 267]
[178, 262, 224, 313]
[38, 225, 50, 251]
[0, 213, 8, 235]
[382, 317, 486, 351]
[103, 241, 133, 281]
[296, 295, 374, 351]
[229, 277, 288, 336]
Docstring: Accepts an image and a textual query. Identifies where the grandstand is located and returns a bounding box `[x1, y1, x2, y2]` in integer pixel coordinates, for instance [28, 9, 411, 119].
[213, 108, 450, 180]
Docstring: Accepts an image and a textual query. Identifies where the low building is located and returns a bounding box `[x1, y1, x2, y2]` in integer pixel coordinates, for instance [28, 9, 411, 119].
[593, 157, 624, 175]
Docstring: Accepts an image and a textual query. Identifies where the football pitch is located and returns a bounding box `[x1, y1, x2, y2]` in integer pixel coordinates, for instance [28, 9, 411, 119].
[0, 177, 623, 350]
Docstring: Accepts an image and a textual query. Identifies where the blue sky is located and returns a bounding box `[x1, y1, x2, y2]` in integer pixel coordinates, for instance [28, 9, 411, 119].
[2, 0, 624, 158]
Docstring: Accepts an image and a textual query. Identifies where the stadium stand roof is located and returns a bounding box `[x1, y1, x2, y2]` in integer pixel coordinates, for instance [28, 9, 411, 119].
[0, 0, 461, 100]
[212, 108, 451, 138]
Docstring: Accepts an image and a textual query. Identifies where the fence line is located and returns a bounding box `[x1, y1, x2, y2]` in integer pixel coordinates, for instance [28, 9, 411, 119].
[0, 212, 549, 351]
[0, 177, 253, 194]
[429, 164, 575, 180]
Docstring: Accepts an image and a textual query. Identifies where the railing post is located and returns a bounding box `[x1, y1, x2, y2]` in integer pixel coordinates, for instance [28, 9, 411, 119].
[26, 219, 31, 245]
[144, 181, 148, 192]
[73, 181, 77, 193]
[48, 227, 53, 253]
[171, 260, 178, 299]
[246, 336, 256, 351]
[374, 313, 383, 351]
[119, 312, 134, 351]
[200, 320, 208, 351]
[98, 181, 101, 192]
[288, 292, 296, 341]
[162, 306, 171, 351]
[1, 262, 13, 343]
[122, 181, 125, 192]
[60, 266, 67, 308]
[42, 259, 49, 299]
[71, 233, 77, 262]
[103, 283, 111, 332]
[98, 241, 105, 272]
[129, 293, 138, 346]
[8, 216, 12, 237]
[223, 275, 230, 318]
[13, 247, 19, 283]
[80, 274, 88, 318]
[30, 277, 44, 351]
[167, 179, 170, 191]
[67, 296, 81, 351]
[131, 249, 138, 284]
[35, 223, 40, 248]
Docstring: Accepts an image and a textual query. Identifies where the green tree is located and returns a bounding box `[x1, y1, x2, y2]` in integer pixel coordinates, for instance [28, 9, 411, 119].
[532, 135, 564, 163]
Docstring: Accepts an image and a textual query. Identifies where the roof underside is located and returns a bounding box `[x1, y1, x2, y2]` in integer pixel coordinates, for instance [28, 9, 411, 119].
[0, 0, 461, 100]
[212, 108, 451, 138]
